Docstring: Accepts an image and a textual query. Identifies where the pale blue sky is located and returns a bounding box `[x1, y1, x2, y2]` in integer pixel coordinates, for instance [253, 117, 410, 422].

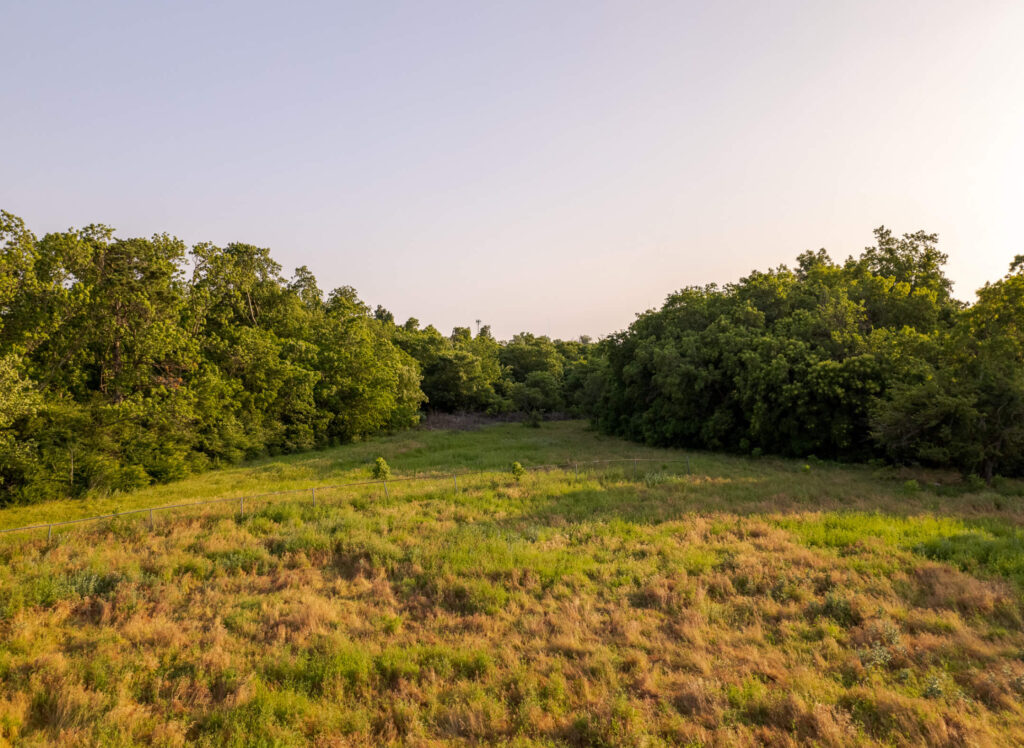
[2, 1, 1022, 339]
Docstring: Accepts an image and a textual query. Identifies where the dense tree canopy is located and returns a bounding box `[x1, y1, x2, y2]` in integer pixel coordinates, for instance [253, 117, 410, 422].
[872, 256, 1024, 480]
[2, 213, 1020, 504]
[587, 227, 1022, 479]
[0, 214, 427, 503]
[0, 212, 595, 505]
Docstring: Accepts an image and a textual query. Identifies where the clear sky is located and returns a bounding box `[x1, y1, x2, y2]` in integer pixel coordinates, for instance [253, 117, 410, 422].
[2, 1, 1022, 340]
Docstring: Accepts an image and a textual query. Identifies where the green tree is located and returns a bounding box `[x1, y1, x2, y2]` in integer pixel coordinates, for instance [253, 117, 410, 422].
[873, 257, 1024, 479]
[0, 211, 428, 504]
[592, 227, 960, 462]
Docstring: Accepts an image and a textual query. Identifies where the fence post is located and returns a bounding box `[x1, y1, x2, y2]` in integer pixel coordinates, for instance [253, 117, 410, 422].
[312, 487, 316, 508]
[149, 508, 154, 530]
[633, 458, 637, 479]
[453, 473, 458, 493]
[686, 455, 691, 475]
[574, 462, 578, 480]
[239, 497, 244, 517]
[47, 524, 52, 543]
[383, 481, 389, 500]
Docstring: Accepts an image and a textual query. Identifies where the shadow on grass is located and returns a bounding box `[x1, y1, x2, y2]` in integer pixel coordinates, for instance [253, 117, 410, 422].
[477, 475, 1024, 593]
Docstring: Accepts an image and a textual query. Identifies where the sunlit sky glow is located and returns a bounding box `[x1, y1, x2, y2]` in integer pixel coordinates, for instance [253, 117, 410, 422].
[3, 1, 1023, 339]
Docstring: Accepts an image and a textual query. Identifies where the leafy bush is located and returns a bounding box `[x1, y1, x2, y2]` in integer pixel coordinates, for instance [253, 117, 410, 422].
[371, 457, 392, 481]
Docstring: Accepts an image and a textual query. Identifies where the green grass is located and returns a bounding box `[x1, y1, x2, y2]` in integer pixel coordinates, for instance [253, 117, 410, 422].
[2, 420, 1024, 745]
[1, 420, 688, 531]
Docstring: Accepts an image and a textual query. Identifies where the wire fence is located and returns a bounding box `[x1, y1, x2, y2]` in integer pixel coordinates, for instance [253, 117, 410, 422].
[0, 456, 694, 543]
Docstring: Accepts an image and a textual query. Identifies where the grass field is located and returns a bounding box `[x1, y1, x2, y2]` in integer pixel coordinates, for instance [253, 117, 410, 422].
[2, 420, 1024, 746]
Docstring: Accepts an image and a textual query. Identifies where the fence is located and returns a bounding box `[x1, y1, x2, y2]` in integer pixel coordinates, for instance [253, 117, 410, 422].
[0, 456, 694, 543]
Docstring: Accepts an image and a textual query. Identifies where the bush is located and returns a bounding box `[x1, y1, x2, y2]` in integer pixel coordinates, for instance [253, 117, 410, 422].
[965, 474, 986, 491]
[372, 457, 392, 480]
[511, 461, 526, 482]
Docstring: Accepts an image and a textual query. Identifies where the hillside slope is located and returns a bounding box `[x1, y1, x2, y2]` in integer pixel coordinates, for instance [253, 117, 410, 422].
[2, 421, 1024, 745]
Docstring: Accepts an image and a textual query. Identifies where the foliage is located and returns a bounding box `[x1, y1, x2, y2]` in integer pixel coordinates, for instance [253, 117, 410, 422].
[872, 257, 1024, 479]
[0, 210, 602, 505]
[5, 210, 1024, 506]
[372, 457, 392, 481]
[510, 461, 525, 482]
[387, 322, 594, 417]
[586, 226, 1023, 478]
[0, 212, 425, 504]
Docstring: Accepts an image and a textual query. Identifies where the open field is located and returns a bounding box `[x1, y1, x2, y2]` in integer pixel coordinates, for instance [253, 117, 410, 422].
[2, 421, 1024, 745]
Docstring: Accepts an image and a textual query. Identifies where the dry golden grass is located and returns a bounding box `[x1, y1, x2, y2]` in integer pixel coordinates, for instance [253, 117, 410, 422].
[1, 422, 1024, 745]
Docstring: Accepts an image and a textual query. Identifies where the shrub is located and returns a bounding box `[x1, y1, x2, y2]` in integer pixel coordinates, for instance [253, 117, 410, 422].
[511, 461, 526, 482]
[965, 474, 986, 491]
[814, 592, 863, 627]
[923, 677, 944, 698]
[372, 457, 392, 480]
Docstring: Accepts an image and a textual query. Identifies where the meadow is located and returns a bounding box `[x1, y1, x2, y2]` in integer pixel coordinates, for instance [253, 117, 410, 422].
[2, 420, 1024, 746]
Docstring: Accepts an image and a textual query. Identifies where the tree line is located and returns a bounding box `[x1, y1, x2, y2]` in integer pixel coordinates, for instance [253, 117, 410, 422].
[2, 212, 1021, 504]
[0, 211, 593, 504]
[589, 228, 1024, 481]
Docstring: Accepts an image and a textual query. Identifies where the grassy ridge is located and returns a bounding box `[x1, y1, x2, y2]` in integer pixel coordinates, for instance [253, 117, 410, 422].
[2, 421, 1024, 745]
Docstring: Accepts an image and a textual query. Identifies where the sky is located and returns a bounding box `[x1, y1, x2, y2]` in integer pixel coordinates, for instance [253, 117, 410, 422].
[2, 1, 1023, 340]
